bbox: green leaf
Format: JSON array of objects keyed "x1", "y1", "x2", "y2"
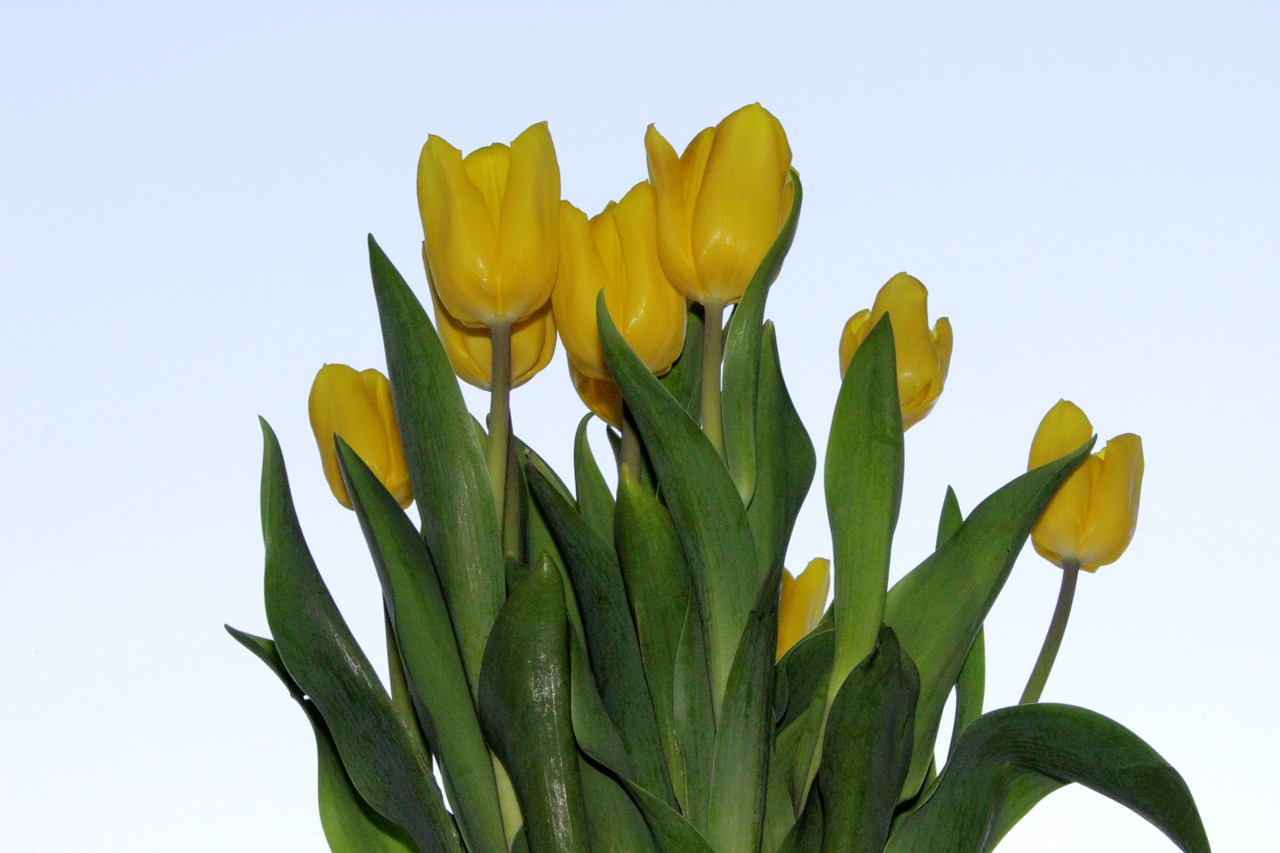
[
  {"x1": 574, "y1": 415, "x2": 616, "y2": 544},
  {"x1": 335, "y1": 439, "x2": 506, "y2": 853},
  {"x1": 478, "y1": 554, "x2": 590, "y2": 853},
  {"x1": 614, "y1": 471, "x2": 693, "y2": 810},
  {"x1": 659, "y1": 302, "x2": 705, "y2": 422},
  {"x1": 707, "y1": 562, "x2": 783, "y2": 853},
  {"x1": 227, "y1": 628, "x2": 416, "y2": 853},
  {"x1": 672, "y1": 595, "x2": 715, "y2": 834},
  {"x1": 825, "y1": 314, "x2": 904, "y2": 697},
  {"x1": 580, "y1": 756, "x2": 658, "y2": 853},
  {"x1": 367, "y1": 234, "x2": 503, "y2": 695},
  {"x1": 527, "y1": 460, "x2": 674, "y2": 804},
  {"x1": 935, "y1": 488, "x2": 986, "y2": 754},
  {"x1": 722, "y1": 168, "x2": 803, "y2": 504},
  {"x1": 746, "y1": 321, "x2": 816, "y2": 582},
  {"x1": 597, "y1": 295, "x2": 759, "y2": 715},
  {"x1": 618, "y1": 779, "x2": 717, "y2": 853},
  {"x1": 885, "y1": 704, "x2": 1211, "y2": 853},
  {"x1": 884, "y1": 440, "x2": 1093, "y2": 799},
  {"x1": 257, "y1": 420, "x2": 460, "y2": 853},
  {"x1": 814, "y1": 628, "x2": 918, "y2": 853}
]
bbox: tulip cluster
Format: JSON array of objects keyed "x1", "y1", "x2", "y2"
[{"x1": 237, "y1": 101, "x2": 1208, "y2": 853}]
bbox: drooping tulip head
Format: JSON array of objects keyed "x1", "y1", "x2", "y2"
[
  {"x1": 840, "y1": 273, "x2": 953, "y2": 430},
  {"x1": 308, "y1": 364, "x2": 413, "y2": 510},
  {"x1": 1029, "y1": 400, "x2": 1144, "y2": 572}
]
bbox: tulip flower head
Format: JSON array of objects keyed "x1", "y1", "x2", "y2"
[
  {"x1": 417, "y1": 122, "x2": 561, "y2": 329},
  {"x1": 553, "y1": 181, "x2": 688, "y2": 386},
  {"x1": 840, "y1": 273, "x2": 953, "y2": 430},
  {"x1": 1029, "y1": 400, "x2": 1143, "y2": 572},
  {"x1": 308, "y1": 364, "x2": 413, "y2": 510},
  {"x1": 645, "y1": 103, "x2": 793, "y2": 308},
  {"x1": 567, "y1": 360, "x2": 626, "y2": 430},
  {"x1": 776, "y1": 558, "x2": 831, "y2": 661}
]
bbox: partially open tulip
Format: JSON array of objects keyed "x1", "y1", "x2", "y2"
[
  {"x1": 1029, "y1": 400, "x2": 1143, "y2": 572},
  {"x1": 428, "y1": 271, "x2": 556, "y2": 391},
  {"x1": 840, "y1": 273, "x2": 953, "y2": 430},
  {"x1": 417, "y1": 122, "x2": 561, "y2": 328},
  {"x1": 777, "y1": 558, "x2": 830, "y2": 661},
  {"x1": 645, "y1": 103, "x2": 793, "y2": 307},
  {"x1": 308, "y1": 364, "x2": 413, "y2": 510},
  {"x1": 553, "y1": 182, "x2": 687, "y2": 382}
]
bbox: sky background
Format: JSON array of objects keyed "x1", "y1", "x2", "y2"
[{"x1": 3, "y1": 2, "x2": 1277, "y2": 850}]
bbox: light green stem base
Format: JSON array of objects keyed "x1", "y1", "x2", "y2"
[{"x1": 701, "y1": 301, "x2": 726, "y2": 457}]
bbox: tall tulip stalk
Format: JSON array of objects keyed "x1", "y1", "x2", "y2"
[{"x1": 229, "y1": 106, "x2": 1208, "y2": 853}]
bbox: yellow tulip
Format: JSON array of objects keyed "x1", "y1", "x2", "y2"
[
  {"x1": 428, "y1": 270, "x2": 556, "y2": 391},
  {"x1": 552, "y1": 182, "x2": 687, "y2": 382},
  {"x1": 308, "y1": 364, "x2": 413, "y2": 510},
  {"x1": 567, "y1": 360, "x2": 625, "y2": 430},
  {"x1": 417, "y1": 122, "x2": 561, "y2": 327},
  {"x1": 777, "y1": 558, "x2": 830, "y2": 661},
  {"x1": 839, "y1": 273, "x2": 953, "y2": 430},
  {"x1": 1029, "y1": 400, "x2": 1144, "y2": 572},
  {"x1": 645, "y1": 103, "x2": 793, "y2": 307}
]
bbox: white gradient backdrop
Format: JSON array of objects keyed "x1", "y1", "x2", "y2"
[{"x1": 2, "y1": 2, "x2": 1275, "y2": 851}]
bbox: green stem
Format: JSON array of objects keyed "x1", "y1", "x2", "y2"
[
  {"x1": 700, "y1": 301, "x2": 726, "y2": 457},
  {"x1": 1020, "y1": 559, "x2": 1081, "y2": 704},
  {"x1": 384, "y1": 605, "x2": 414, "y2": 729},
  {"x1": 619, "y1": 406, "x2": 641, "y2": 480},
  {"x1": 487, "y1": 321, "x2": 513, "y2": 531}
]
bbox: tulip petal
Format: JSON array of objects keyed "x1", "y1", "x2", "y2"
[
  {"x1": 645, "y1": 124, "x2": 701, "y2": 299},
  {"x1": 838, "y1": 309, "x2": 872, "y2": 377},
  {"x1": 1077, "y1": 433, "x2": 1143, "y2": 569},
  {"x1": 553, "y1": 200, "x2": 610, "y2": 378},
  {"x1": 493, "y1": 122, "x2": 560, "y2": 322}
]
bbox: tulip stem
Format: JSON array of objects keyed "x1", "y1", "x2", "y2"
[
  {"x1": 701, "y1": 301, "x2": 726, "y2": 457},
  {"x1": 384, "y1": 605, "x2": 414, "y2": 730},
  {"x1": 1020, "y1": 559, "x2": 1081, "y2": 704},
  {"x1": 620, "y1": 407, "x2": 642, "y2": 479},
  {"x1": 488, "y1": 321, "x2": 514, "y2": 534}
]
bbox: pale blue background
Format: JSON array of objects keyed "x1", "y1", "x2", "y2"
[{"x1": 2, "y1": 2, "x2": 1276, "y2": 850}]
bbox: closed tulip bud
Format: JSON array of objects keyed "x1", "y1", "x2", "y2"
[
  {"x1": 645, "y1": 103, "x2": 793, "y2": 307},
  {"x1": 777, "y1": 558, "x2": 830, "y2": 661},
  {"x1": 308, "y1": 364, "x2": 413, "y2": 510},
  {"x1": 567, "y1": 360, "x2": 625, "y2": 430},
  {"x1": 417, "y1": 122, "x2": 561, "y2": 328},
  {"x1": 428, "y1": 268, "x2": 556, "y2": 391},
  {"x1": 552, "y1": 182, "x2": 687, "y2": 382},
  {"x1": 1029, "y1": 400, "x2": 1143, "y2": 572},
  {"x1": 840, "y1": 273, "x2": 953, "y2": 430}
]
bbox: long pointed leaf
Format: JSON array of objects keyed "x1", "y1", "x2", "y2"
[
  {"x1": 368, "y1": 234, "x2": 503, "y2": 695},
  {"x1": 885, "y1": 704, "x2": 1210, "y2": 853},
  {"x1": 574, "y1": 415, "x2": 616, "y2": 543},
  {"x1": 258, "y1": 420, "x2": 460, "y2": 853}
]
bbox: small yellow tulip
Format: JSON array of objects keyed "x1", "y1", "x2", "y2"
[
  {"x1": 428, "y1": 272, "x2": 556, "y2": 391},
  {"x1": 839, "y1": 273, "x2": 953, "y2": 430},
  {"x1": 645, "y1": 103, "x2": 793, "y2": 307},
  {"x1": 308, "y1": 364, "x2": 413, "y2": 510},
  {"x1": 567, "y1": 360, "x2": 625, "y2": 430},
  {"x1": 417, "y1": 122, "x2": 561, "y2": 328},
  {"x1": 552, "y1": 182, "x2": 688, "y2": 382},
  {"x1": 777, "y1": 558, "x2": 830, "y2": 661},
  {"x1": 1029, "y1": 400, "x2": 1143, "y2": 572}
]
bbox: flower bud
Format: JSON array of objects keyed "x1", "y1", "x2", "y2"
[
  {"x1": 417, "y1": 122, "x2": 561, "y2": 327},
  {"x1": 552, "y1": 182, "x2": 687, "y2": 382},
  {"x1": 1029, "y1": 400, "x2": 1144, "y2": 572},
  {"x1": 308, "y1": 364, "x2": 413, "y2": 510},
  {"x1": 645, "y1": 103, "x2": 793, "y2": 307},
  {"x1": 776, "y1": 558, "x2": 830, "y2": 661},
  {"x1": 840, "y1": 273, "x2": 953, "y2": 430},
  {"x1": 428, "y1": 269, "x2": 556, "y2": 391}
]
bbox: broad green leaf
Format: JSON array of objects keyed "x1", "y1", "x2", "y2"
[
  {"x1": 336, "y1": 439, "x2": 506, "y2": 853},
  {"x1": 746, "y1": 321, "x2": 816, "y2": 582},
  {"x1": 257, "y1": 420, "x2": 460, "y2": 853},
  {"x1": 723, "y1": 167, "x2": 803, "y2": 504},
  {"x1": 708, "y1": 562, "x2": 783, "y2": 853},
  {"x1": 672, "y1": 595, "x2": 715, "y2": 834},
  {"x1": 935, "y1": 488, "x2": 986, "y2": 754},
  {"x1": 527, "y1": 461, "x2": 674, "y2": 804},
  {"x1": 617, "y1": 779, "x2": 717, "y2": 853},
  {"x1": 367, "y1": 235, "x2": 503, "y2": 695},
  {"x1": 884, "y1": 441, "x2": 1093, "y2": 799},
  {"x1": 659, "y1": 301, "x2": 705, "y2": 422},
  {"x1": 227, "y1": 628, "x2": 415, "y2": 853},
  {"x1": 615, "y1": 471, "x2": 693, "y2": 810},
  {"x1": 825, "y1": 314, "x2": 903, "y2": 697},
  {"x1": 885, "y1": 704, "x2": 1210, "y2": 853},
  {"x1": 814, "y1": 628, "x2": 918, "y2": 853},
  {"x1": 597, "y1": 295, "x2": 759, "y2": 714},
  {"x1": 478, "y1": 555, "x2": 590, "y2": 853},
  {"x1": 775, "y1": 626, "x2": 834, "y2": 732},
  {"x1": 581, "y1": 756, "x2": 658, "y2": 853},
  {"x1": 574, "y1": 415, "x2": 615, "y2": 543}
]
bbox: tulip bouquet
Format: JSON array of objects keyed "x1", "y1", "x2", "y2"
[{"x1": 228, "y1": 105, "x2": 1208, "y2": 852}]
